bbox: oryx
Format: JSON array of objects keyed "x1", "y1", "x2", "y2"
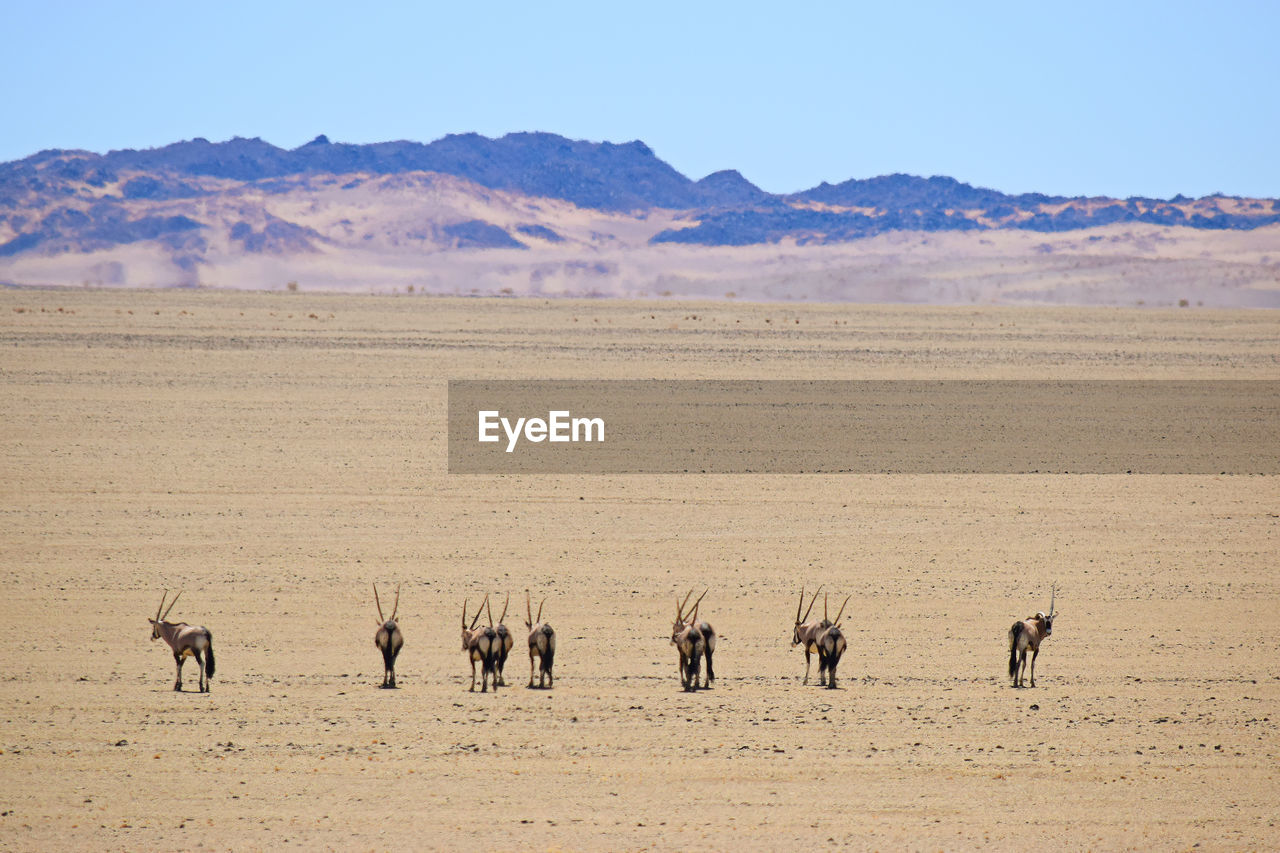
[
  {"x1": 1008, "y1": 584, "x2": 1057, "y2": 688},
  {"x1": 792, "y1": 586, "x2": 850, "y2": 687},
  {"x1": 671, "y1": 602, "x2": 705, "y2": 691},
  {"x1": 488, "y1": 594, "x2": 514, "y2": 687},
  {"x1": 373, "y1": 583, "x2": 404, "y2": 689},
  {"x1": 148, "y1": 590, "x2": 215, "y2": 693},
  {"x1": 791, "y1": 585, "x2": 825, "y2": 684},
  {"x1": 814, "y1": 592, "x2": 850, "y2": 689},
  {"x1": 671, "y1": 588, "x2": 717, "y2": 691},
  {"x1": 461, "y1": 596, "x2": 498, "y2": 693},
  {"x1": 524, "y1": 591, "x2": 556, "y2": 689}
]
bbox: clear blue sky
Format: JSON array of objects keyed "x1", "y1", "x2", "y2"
[{"x1": 5, "y1": 1, "x2": 1278, "y2": 198}]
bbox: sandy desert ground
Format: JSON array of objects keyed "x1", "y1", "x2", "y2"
[{"x1": 0, "y1": 288, "x2": 1277, "y2": 851}]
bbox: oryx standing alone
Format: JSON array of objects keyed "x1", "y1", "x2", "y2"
[
  {"x1": 461, "y1": 596, "x2": 499, "y2": 693},
  {"x1": 524, "y1": 591, "x2": 556, "y2": 689},
  {"x1": 1008, "y1": 585, "x2": 1057, "y2": 688},
  {"x1": 671, "y1": 588, "x2": 717, "y2": 691},
  {"x1": 373, "y1": 583, "x2": 404, "y2": 689},
  {"x1": 148, "y1": 591, "x2": 215, "y2": 693},
  {"x1": 488, "y1": 594, "x2": 514, "y2": 687}
]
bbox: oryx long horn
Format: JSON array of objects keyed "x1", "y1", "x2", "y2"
[
  {"x1": 469, "y1": 595, "x2": 488, "y2": 629},
  {"x1": 161, "y1": 590, "x2": 182, "y2": 621},
  {"x1": 795, "y1": 586, "x2": 805, "y2": 623},
  {"x1": 802, "y1": 584, "x2": 823, "y2": 623},
  {"x1": 526, "y1": 590, "x2": 533, "y2": 626},
  {"x1": 536, "y1": 599, "x2": 544, "y2": 623},
  {"x1": 1048, "y1": 583, "x2": 1056, "y2": 618},
  {"x1": 498, "y1": 592, "x2": 509, "y2": 624},
  {"x1": 677, "y1": 588, "x2": 694, "y2": 621},
  {"x1": 374, "y1": 583, "x2": 385, "y2": 622},
  {"x1": 462, "y1": 598, "x2": 467, "y2": 627},
  {"x1": 391, "y1": 584, "x2": 400, "y2": 620},
  {"x1": 486, "y1": 596, "x2": 494, "y2": 627},
  {"x1": 689, "y1": 588, "x2": 708, "y2": 618},
  {"x1": 833, "y1": 594, "x2": 851, "y2": 626},
  {"x1": 824, "y1": 592, "x2": 828, "y2": 621},
  {"x1": 156, "y1": 590, "x2": 167, "y2": 622}
]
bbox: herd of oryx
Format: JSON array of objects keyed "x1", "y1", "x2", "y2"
[{"x1": 147, "y1": 583, "x2": 1058, "y2": 694}]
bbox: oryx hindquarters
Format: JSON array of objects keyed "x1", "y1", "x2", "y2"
[
  {"x1": 816, "y1": 624, "x2": 847, "y2": 689},
  {"x1": 529, "y1": 625, "x2": 555, "y2": 688},
  {"x1": 473, "y1": 627, "x2": 498, "y2": 692},
  {"x1": 673, "y1": 624, "x2": 705, "y2": 691},
  {"x1": 149, "y1": 591, "x2": 216, "y2": 693},
  {"x1": 525, "y1": 592, "x2": 555, "y2": 689},
  {"x1": 373, "y1": 583, "x2": 404, "y2": 689}
]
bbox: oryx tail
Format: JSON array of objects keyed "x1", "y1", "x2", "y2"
[
  {"x1": 1007, "y1": 621, "x2": 1024, "y2": 679},
  {"x1": 202, "y1": 629, "x2": 216, "y2": 679}
]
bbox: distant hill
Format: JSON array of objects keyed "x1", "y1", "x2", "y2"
[
  {"x1": 1, "y1": 132, "x2": 1278, "y2": 306},
  {"x1": 0, "y1": 133, "x2": 729, "y2": 213}
]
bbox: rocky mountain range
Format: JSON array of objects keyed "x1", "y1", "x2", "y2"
[{"x1": 1, "y1": 133, "x2": 1277, "y2": 304}]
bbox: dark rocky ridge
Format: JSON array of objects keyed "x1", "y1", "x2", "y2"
[{"x1": 2, "y1": 132, "x2": 1278, "y2": 257}]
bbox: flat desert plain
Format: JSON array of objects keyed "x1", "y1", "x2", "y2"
[{"x1": 1, "y1": 288, "x2": 1277, "y2": 852}]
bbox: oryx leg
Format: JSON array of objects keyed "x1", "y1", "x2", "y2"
[
  {"x1": 827, "y1": 653, "x2": 839, "y2": 690},
  {"x1": 173, "y1": 651, "x2": 185, "y2": 691},
  {"x1": 679, "y1": 653, "x2": 692, "y2": 690},
  {"x1": 803, "y1": 649, "x2": 812, "y2": 685},
  {"x1": 529, "y1": 650, "x2": 537, "y2": 688},
  {"x1": 191, "y1": 649, "x2": 206, "y2": 693},
  {"x1": 469, "y1": 657, "x2": 477, "y2": 692},
  {"x1": 704, "y1": 645, "x2": 715, "y2": 685},
  {"x1": 1029, "y1": 647, "x2": 1039, "y2": 688}
]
